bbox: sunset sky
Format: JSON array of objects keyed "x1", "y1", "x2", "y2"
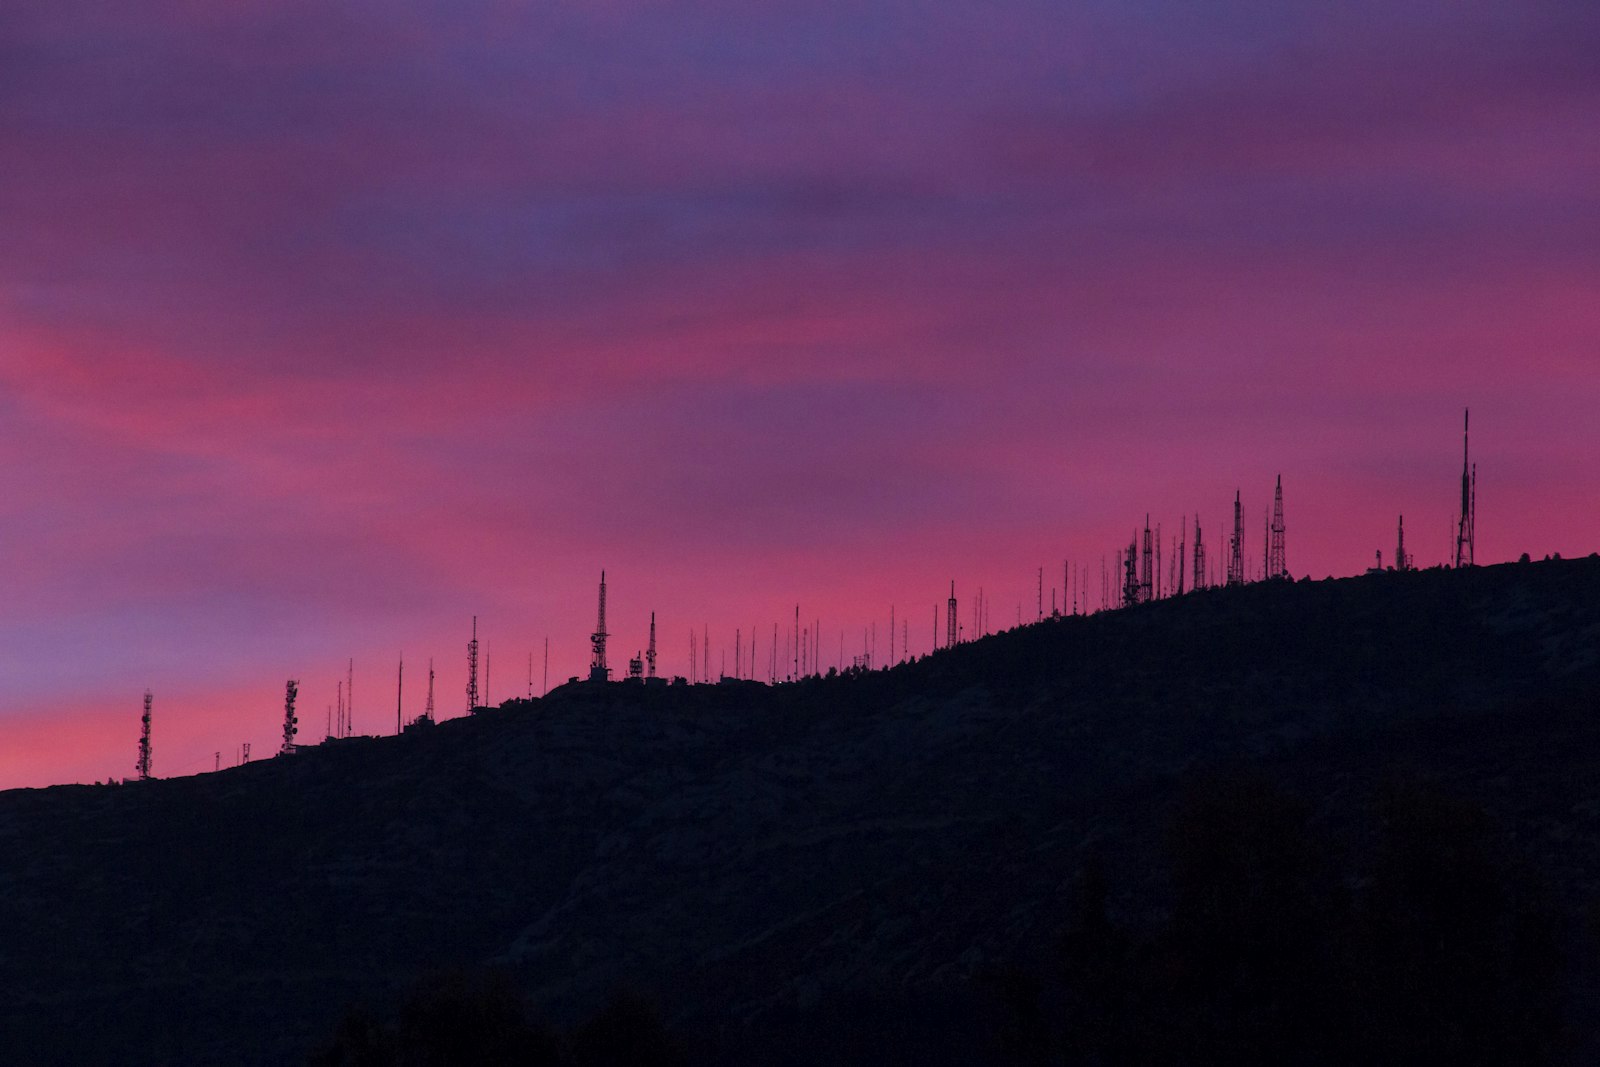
[{"x1": 2, "y1": 1, "x2": 1597, "y2": 787}]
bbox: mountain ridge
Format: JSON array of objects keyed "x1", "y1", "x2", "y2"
[{"x1": 5, "y1": 557, "x2": 1600, "y2": 1063}]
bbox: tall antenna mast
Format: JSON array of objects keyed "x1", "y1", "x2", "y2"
[
  {"x1": 1455, "y1": 409, "x2": 1475, "y2": 567},
  {"x1": 136, "y1": 690, "x2": 153, "y2": 781},
  {"x1": 281, "y1": 679, "x2": 299, "y2": 755},
  {"x1": 1192, "y1": 515, "x2": 1205, "y2": 591},
  {"x1": 1228, "y1": 491, "x2": 1244, "y2": 586},
  {"x1": 589, "y1": 571, "x2": 610, "y2": 682},
  {"x1": 1140, "y1": 516, "x2": 1153, "y2": 603},
  {"x1": 347, "y1": 659, "x2": 354, "y2": 736},
  {"x1": 1269, "y1": 475, "x2": 1287, "y2": 579},
  {"x1": 1177, "y1": 516, "x2": 1187, "y2": 594},
  {"x1": 466, "y1": 616, "x2": 480, "y2": 709},
  {"x1": 396, "y1": 656, "x2": 403, "y2": 734},
  {"x1": 425, "y1": 658, "x2": 435, "y2": 723},
  {"x1": 1396, "y1": 515, "x2": 1410, "y2": 572},
  {"x1": 1122, "y1": 533, "x2": 1140, "y2": 607},
  {"x1": 946, "y1": 582, "x2": 958, "y2": 648},
  {"x1": 647, "y1": 611, "x2": 658, "y2": 679}
]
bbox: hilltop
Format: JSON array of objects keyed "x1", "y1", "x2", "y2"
[{"x1": 4, "y1": 558, "x2": 1600, "y2": 1063}]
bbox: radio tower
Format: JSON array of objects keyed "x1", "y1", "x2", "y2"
[
  {"x1": 1396, "y1": 515, "x2": 1411, "y2": 572},
  {"x1": 280, "y1": 679, "x2": 299, "y2": 755},
  {"x1": 466, "y1": 616, "x2": 480, "y2": 709},
  {"x1": 1227, "y1": 491, "x2": 1245, "y2": 586},
  {"x1": 646, "y1": 611, "x2": 658, "y2": 679},
  {"x1": 589, "y1": 571, "x2": 610, "y2": 682},
  {"x1": 1454, "y1": 409, "x2": 1476, "y2": 567},
  {"x1": 946, "y1": 582, "x2": 958, "y2": 648},
  {"x1": 1122, "y1": 535, "x2": 1140, "y2": 607},
  {"x1": 1176, "y1": 517, "x2": 1187, "y2": 595},
  {"x1": 1269, "y1": 475, "x2": 1287, "y2": 580},
  {"x1": 425, "y1": 658, "x2": 436, "y2": 723},
  {"x1": 1140, "y1": 517, "x2": 1154, "y2": 603},
  {"x1": 136, "y1": 690, "x2": 153, "y2": 781},
  {"x1": 1192, "y1": 516, "x2": 1206, "y2": 591}
]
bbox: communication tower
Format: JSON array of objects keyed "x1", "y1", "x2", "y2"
[
  {"x1": 647, "y1": 612, "x2": 658, "y2": 678},
  {"x1": 1121, "y1": 536, "x2": 1140, "y2": 607},
  {"x1": 1269, "y1": 475, "x2": 1287, "y2": 579},
  {"x1": 1140, "y1": 517, "x2": 1154, "y2": 603},
  {"x1": 424, "y1": 658, "x2": 436, "y2": 723},
  {"x1": 946, "y1": 582, "x2": 958, "y2": 648},
  {"x1": 281, "y1": 679, "x2": 299, "y2": 755},
  {"x1": 1192, "y1": 516, "x2": 1206, "y2": 591},
  {"x1": 1396, "y1": 515, "x2": 1412, "y2": 572},
  {"x1": 136, "y1": 690, "x2": 153, "y2": 781},
  {"x1": 589, "y1": 571, "x2": 610, "y2": 682},
  {"x1": 466, "y1": 616, "x2": 480, "y2": 709},
  {"x1": 1227, "y1": 491, "x2": 1245, "y2": 586},
  {"x1": 1454, "y1": 409, "x2": 1476, "y2": 567}
]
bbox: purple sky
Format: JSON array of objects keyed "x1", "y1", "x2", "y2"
[{"x1": 2, "y1": 1, "x2": 1597, "y2": 787}]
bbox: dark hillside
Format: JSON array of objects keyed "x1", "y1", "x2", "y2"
[{"x1": 4, "y1": 558, "x2": 1600, "y2": 1063}]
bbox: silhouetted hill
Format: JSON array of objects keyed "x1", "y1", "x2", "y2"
[{"x1": 5, "y1": 558, "x2": 1600, "y2": 1063}]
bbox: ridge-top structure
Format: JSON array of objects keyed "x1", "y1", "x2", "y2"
[
  {"x1": 280, "y1": 679, "x2": 299, "y2": 755},
  {"x1": 136, "y1": 690, "x2": 152, "y2": 781},
  {"x1": 946, "y1": 582, "x2": 958, "y2": 648},
  {"x1": 1227, "y1": 490, "x2": 1245, "y2": 586},
  {"x1": 466, "y1": 616, "x2": 480, "y2": 710},
  {"x1": 1455, "y1": 408, "x2": 1476, "y2": 568},
  {"x1": 589, "y1": 571, "x2": 610, "y2": 682},
  {"x1": 1269, "y1": 475, "x2": 1287, "y2": 580}
]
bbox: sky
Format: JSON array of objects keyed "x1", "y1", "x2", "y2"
[{"x1": 2, "y1": 0, "x2": 1597, "y2": 787}]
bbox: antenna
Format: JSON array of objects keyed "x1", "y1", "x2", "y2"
[
  {"x1": 543, "y1": 637, "x2": 549, "y2": 695},
  {"x1": 396, "y1": 655, "x2": 403, "y2": 734},
  {"x1": 136, "y1": 690, "x2": 153, "y2": 781},
  {"x1": 1193, "y1": 515, "x2": 1205, "y2": 592},
  {"x1": 647, "y1": 612, "x2": 658, "y2": 678},
  {"x1": 1228, "y1": 491, "x2": 1244, "y2": 586},
  {"x1": 425, "y1": 658, "x2": 435, "y2": 723},
  {"x1": 1141, "y1": 516, "x2": 1153, "y2": 603},
  {"x1": 946, "y1": 582, "x2": 958, "y2": 648},
  {"x1": 588, "y1": 571, "x2": 610, "y2": 682},
  {"x1": 347, "y1": 659, "x2": 354, "y2": 736},
  {"x1": 1455, "y1": 409, "x2": 1476, "y2": 567},
  {"x1": 1122, "y1": 533, "x2": 1140, "y2": 607},
  {"x1": 1177, "y1": 516, "x2": 1187, "y2": 594},
  {"x1": 466, "y1": 617, "x2": 480, "y2": 710},
  {"x1": 1396, "y1": 515, "x2": 1410, "y2": 572},
  {"x1": 1269, "y1": 475, "x2": 1287, "y2": 579},
  {"x1": 281, "y1": 679, "x2": 299, "y2": 755}
]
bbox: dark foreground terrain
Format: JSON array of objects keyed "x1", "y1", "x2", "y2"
[{"x1": 5, "y1": 558, "x2": 1600, "y2": 1063}]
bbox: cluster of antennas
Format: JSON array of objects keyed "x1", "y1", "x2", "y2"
[{"x1": 586, "y1": 572, "x2": 664, "y2": 687}]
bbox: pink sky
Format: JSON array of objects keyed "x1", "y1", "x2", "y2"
[{"x1": 2, "y1": 1, "x2": 1597, "y2": 787}]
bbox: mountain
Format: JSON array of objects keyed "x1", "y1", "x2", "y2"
[{"x1": 4, "y1": 557, "x2": 1600, "y2": 1064}]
